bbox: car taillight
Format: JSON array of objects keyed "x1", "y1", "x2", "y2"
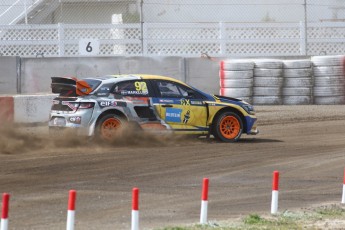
[{"x1": 78, "y1": 102, "x2": 95, "y2": 109}]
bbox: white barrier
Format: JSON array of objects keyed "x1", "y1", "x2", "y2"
[{"x1": 0, "y1": 94, "x2": 57, "y2": 124}]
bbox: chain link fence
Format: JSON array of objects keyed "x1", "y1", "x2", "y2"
[{"x1": 0, "y1": 0, "x2": 344, "y2": 57}]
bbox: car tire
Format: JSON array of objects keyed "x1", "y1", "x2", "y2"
[
  {"x1": 220, "y1": 78, "x2": 253, "y2": 88},
  {"x1": 283, "y1": 68, "x2": 312, "y2": 77},
  {"x1": 220, "y1": 60, "x2": 254, "y2": 71},
  {"x1": 284, "y1": 77, "x2": 312, "y2": 87},
  {"x1": 311, "y1": 55, "x2": 345, "y2": 66},
  {"x1": 253, "y1": 96, "x2": 283, "y2": 105},
  {"x1": 283, "y1": 59, "x2": 311, "y2": 69},
  {"x1": 283, "y1": 96, "x2": 312, "y2": 105},
  {"x1": 254, "y1": 68, "x2": 283, "y2": 77},
  {"x1": 212, "y1": 111, "x2": 243, "y2": 142},
  {"x1": 313, "y1": 66, "x2": 344, "y2": 77},
  {"x1": 96, "y1": 114, "x2": 124, "y2": 141},
  {"x1": 254, "y1": 59, "x2": 283, "y2": 69},
  {"x1": 219, "y1": 70, "x2": 254, "y2": 79},
  {"x1": 254, "y1": 77, "x2": 283, "y2": 87}
]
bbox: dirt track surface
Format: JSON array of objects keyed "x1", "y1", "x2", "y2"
[{"x1": 1, "y1": 105, "x2": 345, "y2": 229}]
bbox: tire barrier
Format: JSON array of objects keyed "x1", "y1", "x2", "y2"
[
  {"x1": 219, "y1": 60, "x2": 254, "y2": 104},
  {"x1": 282, "y1": 59, "x2": 312, "y2": 105},
  {"x1": 253, "y1": 59, "x2": 283, "y2": 105},
  {"x1": 219, "y1": 56, "x2": 345, "y2": 105},
  {"x1": 311, "y1": 55, "x2": 345, "y2": 105}
]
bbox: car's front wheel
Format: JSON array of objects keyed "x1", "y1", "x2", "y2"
[
  {"x1": 212, "y1": 111, "x2": 243, "y2": 142},
  {"x1": 96, "y1": 114, "x2": 124, "y2": 141}
]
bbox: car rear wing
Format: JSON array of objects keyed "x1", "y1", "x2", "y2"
[{"x1": 51, "y1": 77, "x2": 93, "y2": 96}]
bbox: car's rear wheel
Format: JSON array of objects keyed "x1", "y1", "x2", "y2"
[
  {"x1": 96, "y1": 114, "x2": 124, "y2": 141},
  {"x1": 213, "y1": 111, "x2": 243, "y2": 142}
]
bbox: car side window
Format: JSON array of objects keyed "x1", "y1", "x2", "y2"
[
  {"x1": 112, "y1": 80, "x2": 150, "y2": 97},
  {"x1": 157, "y1": 81, "x2": 182, "y2": 98},
  {"x1": 156, "y1": 80, "x2": 204, "y2": 99}
]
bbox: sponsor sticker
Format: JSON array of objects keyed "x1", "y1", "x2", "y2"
[
  {"x1": 159, "y1": 99, "x2": 174, "y2": 103},
  {"x1": 165, "y1": 108, "x2": 182, "y2": 123},
  {"x1": 99, "y1": 101, "x2": 117, "y2": 107},
  {"x1": 191, "y1": 101, "x2": 203, "y2": 105},
  {"x1": 69, "y1": 116, "x2": 81, "y2": 124},
  {"x1": 98, "y1": 100, "x2": 127, "y2": 108},
  {"x1": 180, "y1": 99, "x2": 191, "y2": 105}
]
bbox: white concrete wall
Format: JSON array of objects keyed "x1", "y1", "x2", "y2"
[
  {"x1": 0, "y1": 57, "x2": 19, "y2": 94},
  {"x1": 20, "y1": 56, "x2": 186, "y2": 93},
  {"x1": 13, "y1": 94, "x2": 56, "y2": 123}
]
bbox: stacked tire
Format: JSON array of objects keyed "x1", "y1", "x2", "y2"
[
  {"x1": 282, "y1": 59, "x2": 313, "y2": 105},
  {"x1": 312, "y1": 55, "x2": 345, "y2": 105},
  {"x1": 253, "y1": 59, "x2": 283, "y2": 105},
  {"x1": 219, "y1": 59, "x2": 254, "y2": 103}
]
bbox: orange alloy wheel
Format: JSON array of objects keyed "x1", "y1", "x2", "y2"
[
  {"x1": 219, "y1": 115, "x2": 240, "y2": 140},
  {"x1": 101, "y1": 117, "x2": 121, "y2": 140}
]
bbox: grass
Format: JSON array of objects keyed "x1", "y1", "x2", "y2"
[{"x1": 154, "y1": 204, "x2": 345, "y2": 230}]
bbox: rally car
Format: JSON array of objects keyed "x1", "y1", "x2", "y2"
[{"x1": 49, "y1": 74, "x2": 258, "y2": 142}]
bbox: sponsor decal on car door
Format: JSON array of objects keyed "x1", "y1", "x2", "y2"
[{"x1": 153, "y1": 80, "x2": 208, "y2": 133}]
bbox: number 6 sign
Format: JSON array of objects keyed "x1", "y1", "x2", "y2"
[{"x1": 79, "y1": 39, "x2": 100, "y2": 55}]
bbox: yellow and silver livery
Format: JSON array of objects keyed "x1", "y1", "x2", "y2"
[{"x1": 49, "y1": 74, "x2": 258, "y2": 142}]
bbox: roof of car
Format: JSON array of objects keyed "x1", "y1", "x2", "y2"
[{"x1": 102, "y1": 74, "x2": 189, "y2": 86}]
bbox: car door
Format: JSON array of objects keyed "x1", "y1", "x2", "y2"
[{"x1": 151, "y1": 79, "x2": 208, "y2": 133}]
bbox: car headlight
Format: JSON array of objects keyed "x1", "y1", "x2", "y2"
[{"x1": 241, "y1": 104, "x2": 255, "y2": 115}]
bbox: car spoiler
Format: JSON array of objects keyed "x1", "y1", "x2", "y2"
[{"x1": 51, "y1": 77, "x2": 92, "y2": 96}]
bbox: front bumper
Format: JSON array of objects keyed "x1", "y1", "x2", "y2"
[
  {"x1": 48, "y1": 109, "x2": 94, "y2": 136},
  {"x1": 248, "y1": 127, "x2": 259, "y2": 135}
]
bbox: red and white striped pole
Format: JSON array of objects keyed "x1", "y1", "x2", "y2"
[
  {"x1": 1, "y1": 193, "x2": 10, "y2": 230},
  {"x1": 271, "y1": 171, "x2": 279, "y2": 215},
  {"x1": 200, "y1": 178, "x2": 209, "y2": 224},
  {"x1": 131, "y1": 188, "x2": 139, "y2": 230},
  {"x1": 341, "y1": 168, "x2": 345, "y2": 204},
  {"x1": 66, "y1": 190, "x2": 77, "y2": 230}
]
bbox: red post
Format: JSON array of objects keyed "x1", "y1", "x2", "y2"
[
  {"x1": 68, "y1": 190, "x2": 77, "y2": 211},
  {"x1": 201, "y1": 178, "x2": 209, "y2": 201},
  {"x1": 66, "y1": 190, "x2": 77, "y2": 230},
  {"x1": 1, "y1": 193, "x2": 10, "y2": 219},
  {"x1": 272, "y1": 171, "x2": 279, "y2": 191},
  {"x1": 271, "y1": 171, "x2": 279, "y2": 214},
  {"x1": 131, "y1": 188, "x2": 139, "y2": 230},
  {"x1": 132, "y1": 188, "x2": 139, "y2": 211}
]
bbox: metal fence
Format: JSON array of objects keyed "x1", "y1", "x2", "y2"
[{"x1": 0, "y1": 0, "x2": 345, "y2": 57}]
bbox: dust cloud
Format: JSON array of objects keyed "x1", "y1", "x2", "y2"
[{"x1": 0, "y1": 124, "x2": 201, "y2": 155}]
